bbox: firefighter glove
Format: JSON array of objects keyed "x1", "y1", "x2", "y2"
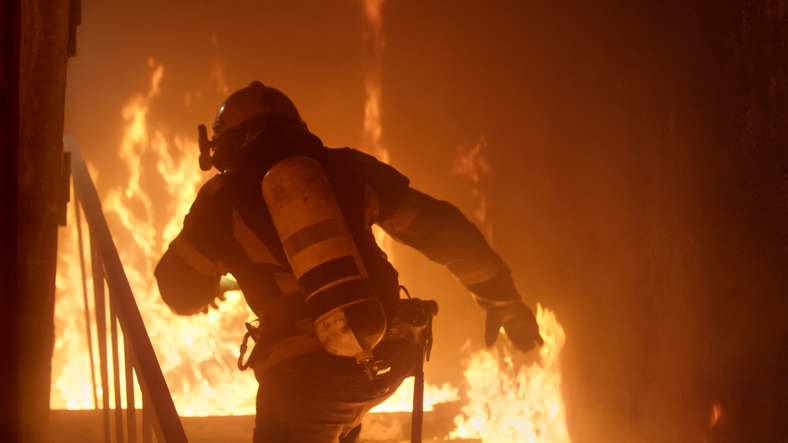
[
  {"x1": 202, "y1": 277, "x2": 239, "y2": 313},
  {"x1": 484, "y1": 301, "x2": 544, "y2": 352}
]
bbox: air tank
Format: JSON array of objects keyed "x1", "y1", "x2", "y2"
[{"x1": 262, "y1": 156, "x2": 386, "y2": 378}]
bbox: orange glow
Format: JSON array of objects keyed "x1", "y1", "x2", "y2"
[
  {"x1": 210, "y1": 35, "x2": 229, "y2": 97},
  {"x1": 53, "y1": 198, "x2": 101, "y2": 409},
  {"x1": 360, "y1": 0, "x2": 387, "y2": 164},
  {"x1": 449, "y1": 132, "x2": 571, "y2": 441},
  {"x1": 54, "y1": 19, "x2": 572, "y2": 435},
  {"x1": 53, "y1": 61, "x2": 258, "y2": 415},
  {"x1": 360, "y1": 0, "x2": 394, "y2": 258},
  {"x1": 358, "y1": 1, "x2": 461, "y2": 414},
  {"x1": 371, "y1": 377, "x2": 459, "y2": 413},
  {"x1": 710, "y1": 403, "x2": 722, "y2": 428},
  {"x1": 452, "y1": 136, "x2": 493, "y2": 243},
  {"x1": 451, "y1": 305, "x2": 571, "y2": 442}
]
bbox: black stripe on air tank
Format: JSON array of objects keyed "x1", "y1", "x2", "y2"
[
  {"x1": 282, "y1": 219, "x2": 345, "y2": 259},
  {"x1": 305, "y1": 278, "x2": 377, "y2": 320},
  {"x1": 297, "y1": 256, "x2": 361, "y2": 297}
]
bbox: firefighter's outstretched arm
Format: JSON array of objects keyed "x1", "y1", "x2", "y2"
[{"x1": 379, "y1": 187, "x2": 544, "y2": 352}]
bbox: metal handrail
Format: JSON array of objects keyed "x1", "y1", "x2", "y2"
[{"x1": 64, "y1": 135, "x2": 188, "y2": 443}]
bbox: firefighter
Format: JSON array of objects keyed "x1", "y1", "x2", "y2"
[{"x1": 155, "y1": 81, "x2": 543, "y2": 443}]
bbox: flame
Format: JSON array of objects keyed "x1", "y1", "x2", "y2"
[
  {"x1": 371, "y1": 378, "x2": 459, "y2": 413},
  {"x1": 54, "y1": 14, "x2": 573, "y2": 436},
  {"x1": 357, "y1": 1, "x2": 474, "y2": 417},
  {"x1": 452, "y1": 136, "x2": 492, "y2": 243},
  {"x1": 53, "y1": 60, "x2": 258, "y2": 415},
  {"x1": 451, "y1": 305, "x2": 571, "y2": 442},
  {"x1": 448, "y1": 139, "x2": 571, "y2": 440},
  {"x1": 53, "y1": 199, "x2": 99, "y2": 409},
  {"x1": 360, "y1": 0, "x2": 394, "y2": 257},
  {"x1": 360, "y1": 0, "x2": 388, "y2": 164},
  {"x1": 710, "y1": 403, "x2": 722, "y2": 428},
  {"x1": 210, "y1": 35, "x2": 229, "y2": 97}
]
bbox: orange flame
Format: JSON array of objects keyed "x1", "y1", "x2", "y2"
[
  {"x1": 53, "y1": 199, "x2": 100, "y2": 409},
  {"x1": 360, "y1": 0, "x2": 394, "y2": 260},
  {"x1": 449, "y1": 138, "x2": 571, "y2": 440},
  {"x1": 54, "y1": 19, "x2": 573, "y2": 439},
  {"x1": 452, "y1": 136, "x2": 492, "y2": 243},
  {"x1": 53, "y1": 60, "x2": 258, "y2": 415},
  {"x1": 710, "y1": 403, "x2": 722, "y2": 428},
  {"x1": 371, "y1": 378, "x2": 459, "y2": 413},
  {"x1": 360, "y1": 0, "x2": 388, "y2": 164},
  {"x1": 358, "y1": 1, "x2": 467, "y2": 415},
  {"x1": 451, "y1": 305, "x2": 572, "y2": 442},
  {"x1": 210, "y1": 35, "x2": 229, "y2": 97}
]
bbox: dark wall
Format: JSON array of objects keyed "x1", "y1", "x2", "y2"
[
  {"x1": 709, "y1": 3, "x2": 788, "y2": 441},
  {"x1": 0, "y1": 0, "x2": 21, "y2": 439},
  {"x1": 3, "y1": 0, "x2": 72, "y2": 441},
  {"x1": 505, "y1": 2, "x2": 788, "y2": 442},
  {"x1": 387, "y1": 1, "x2": 787, "y2": 441}
]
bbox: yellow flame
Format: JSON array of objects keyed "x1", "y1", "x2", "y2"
[
  {"x1": 371, "y1": 378, "x2": 459, "y2": 413},
  {"x1": 53, "y1": 199, "x2": 143, "y2": 410},
  {"x1": 53, "y1": 60, "x2": 258, "y2": 415},
  {"x1": 451, "y1": 305, "x2": 571, "y2": 442},
  {"x1": 449, "y1": 135, "x2": 572, "y2": 441},
  {"x1": 54, "y1": 26, "x2": 573, "y2": 439},
  {"x1": 357, "y1": 2, "x2": 471, "y2": 416},
  {"x1": 53, "y1": 201, "x2": 98, "y2": 409}
]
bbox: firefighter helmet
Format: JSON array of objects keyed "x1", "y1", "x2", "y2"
[
  {"x1": 199, "y1": 82, "x2": 305, "y2": 171},
  {"x1": 212, "y1": 81, "x2": 303, "y2": 137}
]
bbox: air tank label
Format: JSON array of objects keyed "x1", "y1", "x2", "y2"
[
  {"x1": 306, "y1": 279, "x2": 375, "y2": 318},
  {"x1": 297, "y1": 255, "x2": 361, "y2": 297},
  {"x1": 282, "y1": 218, "x2": 346, "y2": 259}
]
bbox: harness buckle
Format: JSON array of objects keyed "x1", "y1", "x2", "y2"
[{"x1": 237, "y1": 320, "x2": 261, "y2": 370}]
